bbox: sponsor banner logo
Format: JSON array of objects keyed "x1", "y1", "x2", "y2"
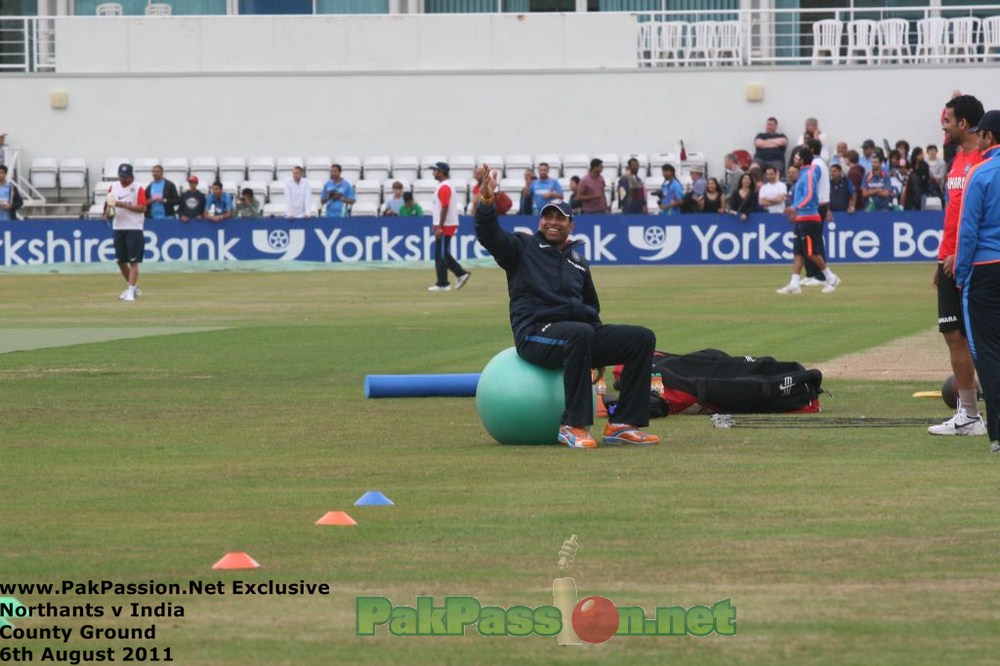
[{"x1": 0, "y1": 212, "x2": 944, "y2": 266}]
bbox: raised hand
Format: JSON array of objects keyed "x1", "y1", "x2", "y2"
[{"x1": 480, "y1": 164, "x2": 497, "y2": 199}]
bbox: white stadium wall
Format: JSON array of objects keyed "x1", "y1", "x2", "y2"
[{"x1": 1, "y1": 13, "x2": 996, "y2": 179}]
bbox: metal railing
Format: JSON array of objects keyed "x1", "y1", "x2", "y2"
[
  {"x1": 635, "y1": 5, "x2": 1000, "y2": 68},
  {"x1": 3, "y1": 8, "x2": 1000, "y2": 74},
  {"x1": 0, "y1": 18, "x2": 55, "y2": 72}
]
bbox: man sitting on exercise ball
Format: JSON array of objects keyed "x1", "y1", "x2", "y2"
[{"x1": 473, "y1": 164, "x2": 659, "y2": 449}]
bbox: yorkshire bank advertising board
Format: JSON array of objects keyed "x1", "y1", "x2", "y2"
[{"x1": 0, "y1": 212, "x2": 942, "y2": 267}]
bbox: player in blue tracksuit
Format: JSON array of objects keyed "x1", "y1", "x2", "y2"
[
  {"x1": 776, "y1": 147, "x2": 842, "y2": 294},
  {"x1": 954, "y1": 110, "x2": 1000, "y2": 452},
  {"x1": 474, "y1": 166, "x2": 658, "y2": 449}
]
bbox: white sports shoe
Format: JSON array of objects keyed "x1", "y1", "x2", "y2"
[
  {"x1": 427, "y1": 285, "x2": 451, "y2": 292},
  {"x1": 776, "y1": 283, "x2": 801, "y2": 295},
  {"x1": 801, "y1": 277, "x2": 824, "y2": 287},
  {"x1": 134, "y1": 287, "x2": 142, "y2": 298},
  {"x1": 118, "y1": 288, "x2": 129, "y2": 300},
  {"x1": 821, "y1": 276, "x2": 842, "y2": 293},
  {"x1": 989, "y1": 441, "x2": 1000, "y2": 454},
  {"x1": 122, "y1": 291, "x2": 136, "y2": 302},
  {"x1": 928, "y1": 409, "x2": 987, "y2": 436},
  {"x1": 455, "y1": 273, "x2": 471, "y2": 290}
]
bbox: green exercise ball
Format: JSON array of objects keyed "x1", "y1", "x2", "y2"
[{"x1": 476, "y1": 347, "x2": 565, "y2": 445}]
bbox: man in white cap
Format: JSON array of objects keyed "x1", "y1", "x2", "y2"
[{"x1": 105, "y1": 163, "x2": 148, "y2": 302}]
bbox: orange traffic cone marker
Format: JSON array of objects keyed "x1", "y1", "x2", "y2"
[
  {"x1": 212, "y1": 552, "x2": 260, "y2": 570},
  {"x1": 315, "y1": 511, "x2": 357, "y2": 526}
]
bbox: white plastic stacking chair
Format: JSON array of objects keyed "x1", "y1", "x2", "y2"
[
  {"x1": 981, "y1": 16, "x2": 1000, "y2": 61},
  {"x1": 812, "y1": 19, "x2": 843, "y2": 65},
  {"x1": 715, "y1": 21, "x2": 745, "y2": 66},
  {"x1": 914, "y1": 17, "x2": 948, "y2": 63},
  {"x1": 686, "y1": 21, "x2": 718, "y2": 65},
  {"x1": 878, "y1": 18, "x2": 911, "y2": 64},
  {"x1": 655, "y1": 21, "x2": 686, "y2": 66},
  {"x1": 846, "y1": 19, "x2": 878, "y2": 64},
  {"x1": 96, "y1": 3, "x2": 123, "y2": 16},
  {"x1": 947, "y1": 17, "x2": 980, "y2": 62},
  {"x1": 145, "y1": 3, "x2": 171, "y2": 16}
]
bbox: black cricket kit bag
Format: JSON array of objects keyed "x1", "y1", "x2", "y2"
[{"x1": 611, "y1": 349, "x2": 823, "y2": 417}]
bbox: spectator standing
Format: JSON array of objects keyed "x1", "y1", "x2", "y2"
[
  {"x1": 105, "y1": 164, "x2": 148, "y2": 302},
  {"x1": 727, "y1": 172, "x2": 757, "y2": 221},
  {"x1": 757, "y1": 166, "x2": 788, "y2": 213},
  {"x1": 427, "y1": 161, "x2": 470, "y2": 292},
  {"x1": 568, "y1": 176, "x2": 582, "y2": 214},
  {"x1": 474, "y1": 167, "x2": 659, "y2": 449},
  {"x1": 617, "y1": 158, "x2": 647, "y2": 214},
  {"x1": 828, "y1": 164, "x2": 857, "y2": 214},
  {"x1": 954, "y1": 109, "x2": 1000, "y2": 453},
  {"x1": 399, "y1": 191, "x2": 423, "y2": 216},
  {"x1": 204, "y1": 181, "x2": 234, "y2": 222},
  {"x1": 235, "y1": 187, "x2": 261, "y2": 218},
  {"x1": 776, "y1": 147, "x2": 842, "y2": 295},
  {"x1": 898, "y1": 159, "x2": 922, "y2": 211},
  {"x1": 284, "y1": 165, "x2": 313, "y2": 219},
  {"x1": 518, "y1": 169, "x2": 535, "y2": 216},
  {"x1": 577, "y1": 158, "x2": 608, "y2": 214},
  {"x1": 682, "y1": 166, "x2": 707, "y2": 213},
  {"x1": 752, "y1": 117, "x2": 788, "y2": 176},
  {"x1": 722, "y1": 153, "x2": 744, "y2": 195},
  {"x1": 657, "y1": 164, "x2": 684, "y2": 215},
  {"x1": 910, "y1": 147, "x2": 933, "y2": 197},
  {"x1": 929, "y1": 93, "x2": 987, "y2": 437},
  {"x1": 830, "y1": 141, "x2": 849, "y2": 168},
  {"x1": 0, "y1": 164, "x2": 23, "y2": 221},
  {"x1": 178, "y1": 176, "x2": 206, "y2": 223},
  {"x1": 530, "y1": 162, "x2": 564, "y2": 214},
  {"x1": 701, "y1": 177, "x2": 726, "y2": 213},
  {"x1": 845, "y1": 150, "x2": 865, "y2": 206},
  {"x1": 144, "y1": 165, "x2": 179, "y2": 219},
  {"x1": 0, "y1": 132, "x2": 7, "y2": 166},
  {"x1": 795, "y1": 117, "x2": 830, "y2": 162},
  {"x1": 858, "y1": 139, "x2": 876, "y2": 174},
  {"x1": 862, "y1": 155, "x2": 893, "y2": 211},
  {"x1": 320, "y1": 164, "x2": 353, "y2": 218},
  {"x1": 927, "y1": 144, "x2": 947, "y2": 190}
]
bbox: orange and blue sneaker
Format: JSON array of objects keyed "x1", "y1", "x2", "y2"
[
  {"x1": 558, "y1": 425, "x2": 598, "y2": 449},
  {"x1": 603, "y1": 423, "x2": 659, "y2": 447}
]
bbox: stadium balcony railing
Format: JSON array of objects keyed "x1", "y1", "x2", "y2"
[
  {"x1": 635, "y1": 5, "x2": 1000, "y2": 67},
  {"x1": 3, "y1": 6, "x2": 1000, "y2": 74}
]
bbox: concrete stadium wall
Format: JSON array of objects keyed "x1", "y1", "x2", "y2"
[
  {"x1": 54, "y1": 14, "x2": 636, "y2": 73},
  {"x1": 1, "y1": 13, "x2": 997, "y2": 180}
]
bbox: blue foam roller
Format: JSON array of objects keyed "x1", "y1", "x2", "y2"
[{"x1": 364, "y1": 373, "x2": 481, "y2": 398}]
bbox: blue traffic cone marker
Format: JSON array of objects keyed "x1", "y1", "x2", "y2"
[
  {"x1": 0, "y1": 597, "x2": 25, "y2": 627},
  {"x1": 355, "y1": 490, "x2": 394, "y2": 506}
]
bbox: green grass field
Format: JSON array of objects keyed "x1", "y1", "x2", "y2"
[{"x1": 2, "y1": 262, "x2": 999, "y2": 665}]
